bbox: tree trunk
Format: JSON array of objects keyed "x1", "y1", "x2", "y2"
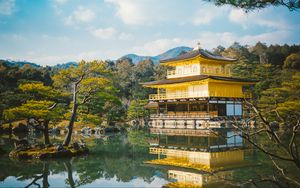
[
  {"x1": 64, "y1": 161, "x2": 76, "y2": 188},
  {"x1": 63, "y1": 83, "x2": 78, "y2": 146},
  {"x1": 42, "y1": 162, "x2": 49, "y2": 188},
  {"x1": 44, "y1": 120, "x2": 50, "y2": 145}
]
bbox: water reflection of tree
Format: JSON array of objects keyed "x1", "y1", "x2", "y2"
[
  {"x1": 72, "y1": 135, "x2": 158, "y2": 186},
  {"x1": 25, "y1": 162, "x2": 49, "y2": 188},
  {"x1": 64, "y1": 160, "x2": 76, "y2": 188},
  {"x1": 0, "y1": 133, "x2": 160, "y2": 187}
]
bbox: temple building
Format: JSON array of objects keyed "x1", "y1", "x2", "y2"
[{"x1": 143, "y1": 45, "x2": 256, "y2": 133}]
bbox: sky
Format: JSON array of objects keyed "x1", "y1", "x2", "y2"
[{"x1": 0, "y1": 0, "x2": 299, "y2": 66}]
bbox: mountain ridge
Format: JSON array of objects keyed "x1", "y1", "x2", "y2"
[
  {"x1": 120, "y1": 46, "x2": 193, "y2": 64},
  {"x1": 1, "y1": 46, "x2": 194, "y2": 68}
]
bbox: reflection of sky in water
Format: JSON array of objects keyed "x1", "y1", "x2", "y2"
[
  {"x1": 0, "y1": 176, "x2": 32, "y2": 187},
  {"x1": 0, "y1": 172, "x2": 169, "y2": 187},
  {"x1": 89, "y1": 176, "x2": 169, "y2": 188}
]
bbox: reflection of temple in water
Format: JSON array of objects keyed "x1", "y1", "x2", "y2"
[
  {"x1": 156, "y1": 131, "x2": 243, "y2": 151},
  {"x1": 147, "y1": 131, "x2": 248, "y2": 187},
  {"x1": 166, "y1": 170, "x2": 233, "y2": 188}
]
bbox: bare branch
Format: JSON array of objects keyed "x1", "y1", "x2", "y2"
[
  {"x1": 24, "y1": 174, "x2": 43, "y2": 188},
  {"x1": 48, "y1": 103, "x2": 57, "y2": 110},
  {"x1": 270, "y1": 155, "x2": 300, "y2": 186},
  {"x1": 75, "y1": 73, "x2": 85, "y2": 85},
  {"x1": 220, "y1": 123, "x2": 294, "y2": 162},
  {"x1": 289, "y1": 119, "x2": 300, "y2": 167},
  {"x1": 244, "y1": 101, "x2": 291, "y2": 155}
]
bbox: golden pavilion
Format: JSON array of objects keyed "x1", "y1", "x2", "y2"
[{"x1": 143, "y1": 45, "x2": 256, "y2": 133}]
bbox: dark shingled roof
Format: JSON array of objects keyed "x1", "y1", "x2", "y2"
[
  {"x1": 160, "y1": 49, "x2": 236, "y2": 63},
  {"x1": 143, "y1": 75, "x2": 256, "y2": 86}
]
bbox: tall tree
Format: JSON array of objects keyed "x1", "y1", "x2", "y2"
[
  {"x1": 4, "y1": 82, "x2": 66, "y2": 145},
  {"x1": 52, "y1": 60, "x2": 112, "y2": 146},
  {"x1": 114, "y1": 58, "x2": 135, "y2": 99}
]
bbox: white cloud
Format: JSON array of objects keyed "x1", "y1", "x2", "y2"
[
  {"x1": 105, "y1": 0, "x2": 194, "y2": 25},
  {"x1": 11, "y1": 34, "x2": 27, "y2": 42},
  {"x1": 0, "y1": 0, "x2": 15, "y2": 15},
  {"x1": 240, "y1": 30, "x2": 291, "y2": 45},
  {"x1": 73, "y1": 7, "x2": 95, "y2": 22},
  {"x1": 229, "y1": 9, "x2": 247, "y2": 24},
  {"x1": 54, "y1": 0, "x2": 68, "y2": 4},
  {"x1": 91, "y1": 27, "x2": 131, "y2": 40},
  {"x1": 119, "y1": 32, "x2": 132, "y2": 40},
  {"x1": 196, "y1": 32, "x2": 236, "y2": 49},
  {"x1": 193, "y1": 11, "x2": 215, "y2": 25},
  {"x1": 105, "y1": 0, "x2": 160, "y2": 25},
  {"x1": 132, "y1": 38, "x2": 187, "y2": 55},
  {"x1": 65, "y1": 6, "x2": 95, "y2": 25},
  {"x1": 23, "y1": 51, "x2": 103, "y2": 66},
  {"x1": 91, "y1": 27, "x2": 118, "y2": 40},
  {"x1": 131, "y1": 30, "x2": 293, "y2": 56},
  {"x1": 192, "y1": 5, "x2": 227, "y2": 25},
  {"x1": 195, "y1": 30, "x2": 292, "y2": 49},
  {"x1": 229, "y1": 9, "x2": 288, "y2": 30}
]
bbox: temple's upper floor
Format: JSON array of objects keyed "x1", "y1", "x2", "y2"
[{"x1": 161, "y1": 48, "x2": 236, "y2": 79}]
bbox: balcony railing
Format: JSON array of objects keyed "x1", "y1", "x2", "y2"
[
  {"x1": 149, "y1": 92, "x2": 190, "y2": 100},
  {"x1": 166, "y1": 70, "x2": 200, "y2": 79},
  {"x1": 149, "y1": 92, "x2": 252, "y2": 100},
  {"x1": 166, "y1": 69, "x2": 232, "y2": 79},
  {"x1": 150, "y1": 113, "x2": 213, "y2": 119}
]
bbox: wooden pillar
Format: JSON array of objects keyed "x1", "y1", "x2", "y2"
[
  {"x1": 208, "y1": 137, "x2": 211, "y2": 150},
  {"x1": 166, "y1": 103, "x2": 168, "y2": 114},
  {"x1": 172, "y1": 119, "x2": 175, "y2": 129},
  {"x1": 207, "y1": 99, "x2": 210, "y2": 116}
]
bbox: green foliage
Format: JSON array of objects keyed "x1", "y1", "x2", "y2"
[
  {"x1": 4, "y1": 100, "x2": 63, "y2": 121},
  {"x1": 19, "y1": 82, "x2": 69, "y2": 102},
  {"x1": 283, "y1": 53, "x2": 300, "y2": 70},
  {"x1": 127, "y1": 100, "x2": 149, "y2": 121},
  {"x1": 114, "y1": 58, "x2": 155, "y2": 100},
  {"x1": 206, "y1": 0, "x2": 300, "y2": 11},
  {"x1": 0, "y1": 62, "x2": 53, "y2": 122},
  {"x1": 78, "y1": 91, "x2": 123, "y2": 125},
  {"x1": 128, "y1": 130, "x2": 154, "y2": 147},
  {"x1": 260, "y1": 72, "x2": 300, "y2": 122}
]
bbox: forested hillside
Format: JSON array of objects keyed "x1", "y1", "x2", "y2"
[{"x1": 0, "y1": 42, "x2": 299, "y2": 126}]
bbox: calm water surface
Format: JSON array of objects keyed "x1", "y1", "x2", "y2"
[{"x1": 0, "y1": 131, "x2": 293, "y2": 187}]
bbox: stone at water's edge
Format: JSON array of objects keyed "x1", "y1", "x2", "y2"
[{"x1": 9, "y1": 144, "x2": 89, "y2": 159}]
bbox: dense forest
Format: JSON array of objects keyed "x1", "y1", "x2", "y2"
[{"x1": 0, "y1": 42, "x2": 299, "y2": 128}]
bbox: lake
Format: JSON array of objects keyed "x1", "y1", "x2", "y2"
[{"x1": 0, "y1": 130, "x2": 297, "y2": 187}]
